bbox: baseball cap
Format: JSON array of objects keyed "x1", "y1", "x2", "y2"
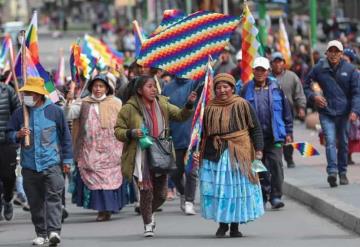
[
  {"x1": 253, "y1": 57, "x2": 270, "y2": 70},
  {"x1": 326, "y1": 40, "x2": 344, "y2": 52},
  {"x1": 271, "y1": 52, "x2": 284, "y2": 61}
]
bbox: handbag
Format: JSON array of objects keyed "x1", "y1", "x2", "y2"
[{"x1": 147, "y1": 129, "x2": 176, "y2": 174}]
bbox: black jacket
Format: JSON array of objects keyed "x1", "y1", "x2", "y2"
[{"x1": 0, "y1": 83, "x2": 21, "y2": 144}]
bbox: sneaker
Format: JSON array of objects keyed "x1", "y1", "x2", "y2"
[
  {"x1": 22, "y1": 203, "x2": 30, "y2": 211},
  {"x1": 327, "y1": 174, "x2": 338, "y2": 187},
  {"x1": 3, "y1": 201, "x2": 13, "y2": 221},
  {"x1": 13, "y1": 195, "x2": 30, "y2": 211},
  {"x1": 32, "y1": 236, "x2": 48, "y2": 246},
  {"x1": 49, "y1": 232, "x2": 61, "y2": 246},
  {"x1": 151, "y1": 213, "x2": 156, "y2": 230},
  {"x1": 144, "y1": 224, "x2": 155, "y2": 237},
  {"x1": 180, "y1": 195, "x2": 185, "y2": 212},
  {"x1": 339, "y1": 174, "x2": 349, "y2": 185},
  {"x1": 13, "y1": 196, "x2": 23, "y2": 206},
  {"x1": 270, "y1": 198, "x2": 285, "y2": 209},
  {"x1": 184, "y1": 202, "x2": 196, "y2": 215}
]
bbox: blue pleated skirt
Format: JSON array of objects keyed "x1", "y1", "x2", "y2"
[
  {"x1": 71, "y1": 168, "x2": 132, "y2": 212},
  {"x1": 200, "y1": 149, "x2": 264, "y2": 224}
]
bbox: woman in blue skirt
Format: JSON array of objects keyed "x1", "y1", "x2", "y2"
[{"x1": 194, "y1": 73, "x2": 264, "y2": 238}]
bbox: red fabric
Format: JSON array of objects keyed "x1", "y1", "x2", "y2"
[
  {"x1": 149, "y1": 101, "x2": 159, "y2": 137},
  {"x1": 349, "y1": 140, "x2": 360, "y2": 154}
]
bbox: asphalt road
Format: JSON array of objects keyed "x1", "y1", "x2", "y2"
[{"x1": 1, "y1": 194, "x2": 359, "y2": 247}]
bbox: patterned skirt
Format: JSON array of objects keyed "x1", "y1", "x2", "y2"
[{"x1": 200, "y1": 149, "x2": 264, "y2": 224}]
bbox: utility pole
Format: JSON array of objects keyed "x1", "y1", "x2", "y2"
[
  {"x1": 310, "y1": 0, "x2": 317, "y2": 48},
  {"x1": 258, "y1": 0, "x2": 267, "y2": 45}
]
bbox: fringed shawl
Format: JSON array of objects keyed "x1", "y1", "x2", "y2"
[{"x1": 203, "y1": 95, "x2": 258, "y2": 183}]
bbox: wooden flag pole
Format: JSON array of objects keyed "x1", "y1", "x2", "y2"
[
  {"x1": 133, "y1": 20, "x2": 162, "y2": 93},
  {"x1": 133, "y1": 20, "x2": 144, "y2": 44},
  {"x1": 7, "y1": 35, "x2": 21, "y2": 101},
  {"x1": 20, "y1": 30, "x2": 30, "y2": 147}
]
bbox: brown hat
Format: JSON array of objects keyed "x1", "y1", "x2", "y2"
[{"x1": 213, "y1": 73, "x2": 236, "y2": 88}]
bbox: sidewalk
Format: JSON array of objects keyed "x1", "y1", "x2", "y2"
[{"x1": 284, "y1": 121, "x2": 360, "y2": 235}]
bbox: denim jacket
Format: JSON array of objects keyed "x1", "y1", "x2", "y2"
[{"x1": 6, "y1": 99, "x2": 73, "y2": 172}]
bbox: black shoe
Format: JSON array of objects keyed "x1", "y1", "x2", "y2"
[
  {"x1": 134, "y1": 206, "x2": 141, "y2": 215},
  {"x1": 3, "y1": 202, "x2": 13, "y2": 221},
  {"x1": 215, "y1": 223, "x2": 229, "y2": 238},
  {"x1": 348, "y1": 159, "x2": 355, "y2": 165},
  {"x1": 61, "y1": 207, "x2": 69, "y2": 223},
  {"x1": 339, "y1": 174, "x2": 349, "y2": 185},
  {"x1": 327, "y1": 174, "x2": 338, "y2": 187},
  {"x1": 287, "y1": 161, "x2": 296, "y2": 168},
  {"x1": 229, "y1": 223, "x2": 243, "y2": 238},
  {"x1": 270, "y1": 198, "x2": 285, "y2": 209}
]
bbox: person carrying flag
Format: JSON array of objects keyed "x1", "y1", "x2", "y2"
[{"x1": 6, "y1": 77, "x2": 73, "y2": 246}]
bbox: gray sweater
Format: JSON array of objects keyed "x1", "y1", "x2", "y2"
[{"x1": 273, "y1": 70, "x2": 307, "y2": 112}]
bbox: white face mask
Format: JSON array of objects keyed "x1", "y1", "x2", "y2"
[
  {"x1": 91, "y1": 93, "x2": 107, "y2": 101},
  {"x1": 23, "y1": 96, "x2": 37, "y2": 107}
]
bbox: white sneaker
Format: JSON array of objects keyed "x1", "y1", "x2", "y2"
[
  {"x1": 144, "y1": 223, "x2": 154, "y2": 237},
  {"x1": 151, "y1": 213, "x2": 156, "y2": 230},
  {"x1": 32, "y1": 236, "x2": 48, "y2": 246},
  {"x1": 180, "y1": 195, "x2": 185, "y2": 212},
  {"x1": 49, "y1": 232, "x2": 61, "y2": 246},
  {"x1": 184, "y1": 201, "x2": 196, "y2": 215}
]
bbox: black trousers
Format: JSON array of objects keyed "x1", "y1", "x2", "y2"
[
  {"x1": 259, "y1": 143, "x2": 284, "y2": 202},
  {"x1": 283, "y1": 144, "x2": 294, "y2": 164},
  {"x1": 0, "y1": 144, "x2": 17, "y2": 204},
  {"x1": 170, "y1": 149, "x2": 198, "y2": 202}
]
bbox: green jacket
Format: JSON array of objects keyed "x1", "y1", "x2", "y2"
[{"x1": 114, "y1": 95, "x2": 193, "y2": 181}]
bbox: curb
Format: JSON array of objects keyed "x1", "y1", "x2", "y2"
[{"x1": 283, "y1": 177, "x2": 360, "y2": 235}]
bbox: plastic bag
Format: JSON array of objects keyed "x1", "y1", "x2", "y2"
[
  {"x1": 251, "y1": 159, "x2": 268, "y2": 173},
  {"x1": 139, "y1": 125, "x2": 153, "y2": 150}
]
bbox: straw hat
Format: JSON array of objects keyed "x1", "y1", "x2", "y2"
[{"x1": 19, "y1": 77, "x2": 49, "y2": 95}]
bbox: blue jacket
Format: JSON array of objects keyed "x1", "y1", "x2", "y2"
[
  {"x1": 162, "y1": 78, "x2": 201, "y2": 149},
  {"x1": 6, "y1": 99, "x2": 73, "y2": 172},
  {"x1": 304, "y1": 58, "x2": 360, "y2": 116},
  {"x1": 241, "y1": 77, "x2": 293, "y2": 143}
]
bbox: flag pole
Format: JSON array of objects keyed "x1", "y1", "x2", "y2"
[
  {"x1": 20, "y1": 30, "x2": 30, "y2": 147},
  {"x1": 7, "y1": 34, "x2": 21, "y2": 101},
  {"x1": 133, "y1": 20, "x2": 162, "y2": 94},
  {"x1": 132, "y1": 20, "x2": 144, "y2": 44}
]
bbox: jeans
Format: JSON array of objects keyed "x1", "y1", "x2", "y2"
[
  {"x1": 319, "y1": 114, "x2": 350, "y2": 175},
  {"x1": 170, "y1": 149, "x2": 198, "y2": 202}
]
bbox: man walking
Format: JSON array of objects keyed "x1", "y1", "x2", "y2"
[
  {"x1": 271, "y1": 52, "x2": 307, "y2": 168},
  {"x1": 6, "y1": 77, "x2": 73, "y2": 246},
  {"x1": 162, "y1": 77, "x2": 200, "y2": 215},
  {"x1": 0, "y1": 75, "x2": 21, "y2": 221},
  {"x1": 241, "y1": 57, "x2": 293, "y2": 209},
  {"x1": 304, "y1": 40, "x2": 360, "y2": 187}
]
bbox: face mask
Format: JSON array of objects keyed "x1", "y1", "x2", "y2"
[
  {"x1": 23, "y1": 96, "x2": 37, "y2": 107},
  {"x1": 91, "y1": 93, "x2": 107, "y2": 101}
]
